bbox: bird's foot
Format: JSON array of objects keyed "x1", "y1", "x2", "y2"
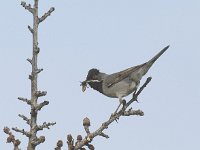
[
  {"x1": 134, "y1": 98, "x2": 139, "y2": 103},
  {"x1": 121, "y1": 99, "x2": 127, "y2": 111},
  {"x1": 111, "y1": 111, "x2": 118, "y2": 117},
  {"x1": 122, "y1": 99, "x2": 126, "y2": 106},
  {"x1": 110, "y1": 113, "x2": 119, "y2": 123},
  {"x1": 133, "y1": 90, "x2": 137, "y2": 96}
]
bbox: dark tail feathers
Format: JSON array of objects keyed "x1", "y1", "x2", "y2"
[
  {"x1": 148, "y1": 45, "x2": 170, "y2": 65},
  {"x1": 141, "y1": 45, "x2": 170, "y2": 76}
]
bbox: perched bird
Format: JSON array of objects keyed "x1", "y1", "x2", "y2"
[{"x1": 81, "y1": 45, "x2": 169, "y2": 113}]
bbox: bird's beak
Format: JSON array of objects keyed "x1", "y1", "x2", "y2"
[{"x1": 81, "y1": 81, "x2": 87, "y2": 92}]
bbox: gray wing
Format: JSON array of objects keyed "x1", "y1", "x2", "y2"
[
  {"x1": 104, "y1": 63, "x2": 146, "y2": 88},
  {"x1": 104, "y1": 45, "x2": 169, "y2": 88}
]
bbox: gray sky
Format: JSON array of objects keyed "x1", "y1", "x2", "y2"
[{"x1": 1, "y1": 0, "x2": 200, "y2": 149}]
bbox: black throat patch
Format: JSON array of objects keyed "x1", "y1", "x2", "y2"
[
  {"x1": 88, "y1": 81, "x2": 103, "y2": 94},
  {"x1": 86, "y1": 68, "x2": 103, "y2": 94}
]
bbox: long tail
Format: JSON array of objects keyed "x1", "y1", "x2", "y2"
[
  {"x1": 147, "y1": 45, "x2": 169, "y2": 65},
  {"x1": 141, "y1": 45, "x2": 170, "y2": 76}
]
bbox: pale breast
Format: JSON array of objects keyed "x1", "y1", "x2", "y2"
[{"x1": 102, "y1": 77, "x2": 137, "y2": 98}]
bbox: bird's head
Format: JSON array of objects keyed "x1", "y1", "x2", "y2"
[
  {"x1": 81, "y1": 68, "x2": 102, "y2": 92},
  {"x1": 86, "y1": 68, "x2": 100, "y2": 81}
]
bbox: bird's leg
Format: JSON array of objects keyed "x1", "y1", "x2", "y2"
[
  {"x1": 114, "y1": 98, "x2": 126, "y2": 114},
  {"x1": 114, "y1": 102, "x2": 121, "y2": 114},
  {"x1": 121, "y1": 100, "x2": 126, "y2": 110},
  {"x1": 132, "y1": 83, "x2": 139, "y2": 102}
]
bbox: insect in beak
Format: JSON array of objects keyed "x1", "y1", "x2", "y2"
[
  {"x1": 80, "y1": 81, "x2": 88, "y2": 92},
  {"x1": 80, "y1": 80, "x2": 102, "y2": 92}
]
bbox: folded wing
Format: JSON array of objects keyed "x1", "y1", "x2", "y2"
[{"x1": 105, "y1": 63, "x2": 146, "y2": 88}]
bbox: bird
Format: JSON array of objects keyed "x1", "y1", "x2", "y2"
[{"x1": 81, "y1": 45, "x2": 169, "y2": 113}]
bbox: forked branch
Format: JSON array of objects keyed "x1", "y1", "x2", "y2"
[
  {"x1": 39, "y1": 7, "x2": 55, "y2": 23},
  {"x1": 66, "y1": 77, "x2": 151, "y2": 149}
]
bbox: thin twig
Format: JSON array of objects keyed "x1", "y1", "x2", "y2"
[
  {"x1": 28, "y1": 25, "x2": 34, "y2": 34},
  {"x1": 27, "y1": 58, "x2": 32, "y2": 64},
  {"x1": 21, "y1": 1, "x2": 34, "y2": 14},
  {"x1": 35, "y1": 91, "x2": 47, "y2": 97},
  {"x1": 99, "y1": 132, "x2": 109, "y2": 138},
  {"x1": 122, "y1": 109, "x2": 144, "y2": 116},
  {"x1": 12, "y1": 127, "x2": 31, "y2": 137},
  {"x1": 36, "y1": 68, "x2": 43, "y2": 74},
  {"x1": 39, "y1": 7, "x2": 55, "y2": 23},
  {"x1": 18, "y1": 97, "x2": 31, "y2": 105},
  {"x1": 36, "y1": 122, "x2": 56, "y2": 131},
  {"x1": 36, "y1": 101, "x2": 49, "y2": 111},
  {"x1": 18, "y1": 114, "x2": 30, "y2": 125}
]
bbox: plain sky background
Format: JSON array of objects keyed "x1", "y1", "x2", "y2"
[{"x1": 1, "y1": 0, "x2": 200, "y2": 149}]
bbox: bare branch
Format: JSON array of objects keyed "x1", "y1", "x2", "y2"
[
  {"x1": 28, "y1": 25, "x2": 34, "y2": 34},
  {"x1": 137, "y1": 77, "x2": 152, "y2": 95},
  {"x1": 35, "y1": 91, "x2": 47, "y2": 97},
  {"x1": 122, "y1": 108, "x2": 144, "y2": 116},
  {"x1": 55, "y1": 140, "x2": 63, "y2": 150},
  {"x1": 27, "y1": 58, "x2": 32, "y2": 64},
  {"x1": 99, "y1": 132, "x2": 109, "y2": 139},
  {"x1": 29, "y1": 75, "x2": 33, "y2": 80},
  {"x1": 36, "y1": 100, "x2": 49, "y2": 111},
  {"x1": 3, "y1": 127, "x2": 21, "y2": 150},
  {"x1": 86, "y1": 143, "x2": 95, "y2": 150},
  {"x1": 18, "y1": 97, "x2": 31, "y2": 105},
  {"x1": 36, "y1": 68, "x2": 43, "y2": 74},
  {"x1": 12, "y1": 127, "x2": 31, "y2": 137},
  {"x1": 39, "y1": 7, "x2": 55, "y2": 23},
  {"x1": 18, "y1": 114, "x2": 30, "y2": 125},
  {"x1": 21, "y1": 1, "x2": 34, "y2": 14},
  {"x1": 36, "y1": 122, "x2": 56, "y2": 131}
]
